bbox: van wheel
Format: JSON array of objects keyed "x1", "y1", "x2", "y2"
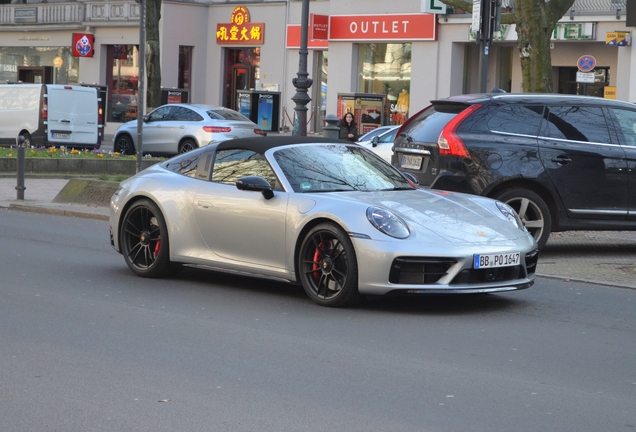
[
  {"x1": 493, "y1": 188, "x2": 551, "y2": 250},
  {"x1": 19, "y1": 132, "x2": 31, "y2": 147},
  {"x1": 115, "y1": 135, "x2": 135, "y2": 155},
  {"x1": 178, "y1": 139, "x2": 197, "y2": 153}
]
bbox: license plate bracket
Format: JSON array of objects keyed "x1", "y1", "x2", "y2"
[
  {"x1": 474, "y1": 252, "x2": 520, "y2": 269},
  {"x1": 400, "y1": 155, "x2": 422, "y2": 170}
]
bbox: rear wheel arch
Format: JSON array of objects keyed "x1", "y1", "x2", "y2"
[
  {"x1": 178, "y1": 137, "x2": 198, "y2": 153},
  {"x1": 487, "y1": 180, "x2": 558, "y2": 225},
  {"x1": 488, "y1": 181, "x2": 556, "y2": 249}
]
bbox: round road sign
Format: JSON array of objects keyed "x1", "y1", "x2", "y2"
[{"x1": 577, "y1": 55, "x2": 596, "y2": 72}]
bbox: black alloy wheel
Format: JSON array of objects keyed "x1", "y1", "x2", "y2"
[
  {"x1": 114, "y1": 135, "x2": 135, "y2": 155},
  {"x1": 120, "y1": 199, "x2": 180, "y2": 278},
  {"x1": 494, "y1": 188, "x2": 552, "y2": 250},
  {"x1": 298, "y1": 223, "x2": 361, "y2": 307},
  {"x1": 178, "y1": 139, "x2": 197, "y2": 153}
]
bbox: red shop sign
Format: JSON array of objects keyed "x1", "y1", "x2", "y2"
[
  {"x1": 72, "y1": 33, "x2": 95, "y2": 57},
  {"x1": 329, "y1": 14, "x2": 436, "y2": 41},
  {"x1": 216, "y1": 6, "x2": 265, "y2": 45}
]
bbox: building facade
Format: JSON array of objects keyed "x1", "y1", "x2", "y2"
[{"x1": 0, "y1": 0, "x2": 633, "y2": 137}]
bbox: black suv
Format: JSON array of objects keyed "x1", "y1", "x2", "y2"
[{"x1": 392, "y1": 94, "x2": 636, "y2": 249}]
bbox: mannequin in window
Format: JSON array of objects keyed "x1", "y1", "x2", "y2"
[{"x1": 397, "y1": 89, "x2": 410, "y2": 114}]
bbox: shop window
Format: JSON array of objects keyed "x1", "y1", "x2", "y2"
[
  {"x1": 357, "y1": 43, "x2": 411, "y2": 125},
  {"x1": 107, "y1": 45, "x2": 139, "y2": 123},
  {"x1": 0, "y1": 46, "x2": 77, "y2": 84},
  {"x1": 179, "y1": 46, "x2": 193, "y2": 91}
]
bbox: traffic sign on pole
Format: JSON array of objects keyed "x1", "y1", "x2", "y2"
[{"x1": 577, "y1": 55, "x2": 596, "y2": 72}]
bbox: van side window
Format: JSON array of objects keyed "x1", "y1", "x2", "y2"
[
  {"x1": 541, "y1": 106, "x2": 612, "y2": 144},
  {"x1": 610, "y1": 108, "x2": 636, "y2": 147},
  {"x1": 487, "y1": 105, "x2": 543, "y2": 136}
]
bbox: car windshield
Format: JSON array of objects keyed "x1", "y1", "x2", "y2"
[
  {"x1": 273, "y1": 144, "x2": 414, "y2": 193},
  {"x1": 207, "y1": 109, "x2": 251, "y2": 122}
]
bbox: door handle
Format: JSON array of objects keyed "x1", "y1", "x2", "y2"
[
  {"x1": 197, "y1": 201, "x2": 213, "y2": 209},
  {"x1": 551, "y1": 155, "x2": 571, "y2": 165}
]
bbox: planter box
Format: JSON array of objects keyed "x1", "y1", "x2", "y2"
[{"x1": 0, "y1": 157, "x2": 159, "y2": 175}]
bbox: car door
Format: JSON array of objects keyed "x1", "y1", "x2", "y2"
[
  {"x1": 538, "y1": 104, "x2": 628, "y2": 219},
  {"x1": 193, "y1": 148, "x2": 288, "y2": 269},
  {"x1": 142, "y1": 105, "x2": 172, "y2": 154},
  {"x1": 607, "y1": 106, "x2": 636, "y2": 220}
]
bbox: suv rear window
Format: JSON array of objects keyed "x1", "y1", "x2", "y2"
[
  {"x1": 399, "y1": 104, "x2": 462, "y2": 142},
  {"x1": 487, "y1": 105, "x2": 544, "y2": 136}
]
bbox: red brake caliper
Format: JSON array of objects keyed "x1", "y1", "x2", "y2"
[
  {"x1": 312, "y1": 244, "x2": 321, "y2": 280},
  {"x1": 153, "y1": 236, "x2": 161, "y2": 256}
]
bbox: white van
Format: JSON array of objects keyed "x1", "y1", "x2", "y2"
[{"x1": 0, "y1": 84, "x2": 103, "y2": 149}]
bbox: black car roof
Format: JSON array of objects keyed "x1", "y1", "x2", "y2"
[
  {"x1": 433, "y1": 93, "x2": 636, "y2": 109},
  {"x1": 215, "y1": 135, "x2": 349, "y2": 155}
]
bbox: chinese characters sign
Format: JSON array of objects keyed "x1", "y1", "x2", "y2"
[{"x1": 216, "y1": 6, "x2": 264, "y2": 45}]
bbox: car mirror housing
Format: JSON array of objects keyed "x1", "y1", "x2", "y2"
[
  {"x1": 371, "y1": 136, "x2": 379, "y2": 147},
  {"x1": 236, "y1": 175, "x2": 274, "y2": 200}
]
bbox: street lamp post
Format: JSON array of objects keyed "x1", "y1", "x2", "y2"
[
  {"x1": 291, "y1": 0, "x2": 313, "y2": 136},
  {"x1": 136, "y1": 0, "x2": 146, "y2": 173}
]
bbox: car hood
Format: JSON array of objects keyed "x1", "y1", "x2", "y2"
[{"x1": 335, "y1": 189, "x2": 527, "y2": 244}]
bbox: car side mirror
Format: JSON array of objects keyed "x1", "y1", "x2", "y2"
[
  {"x1": 236, "y1": 175, "x2": 274, "y2": 200},
  {"x1": 371, "y1": 136, "x2": 379, "y2": 147}
]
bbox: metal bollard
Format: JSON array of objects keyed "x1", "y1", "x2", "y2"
[
  {"x1": 322, "y1": 114, "x2": 340, "y2": 140},
  {"x1": 16, "y1": 135, "x2": 26, "y2": 200}
]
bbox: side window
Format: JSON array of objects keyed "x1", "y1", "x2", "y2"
[
  {"x1": 147, "y1": 106, "x2": 172, "y2": 122},
  {"x1": 487, "y1": 105, "x2": 543, "y2": 136},
  {"x1": 212, "y1": 149, "x2": 278, "y2": 188},
  {"x1": 163, "y1": 150, "x2": 203, "y2": 178},
  {"x1": 541, "y1": 106, "x2": 612, "y2": 144},
  {"x1": 610, "y1": 108, "x2": 636, "y2": 147}
]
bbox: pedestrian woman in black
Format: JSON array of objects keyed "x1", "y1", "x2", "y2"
[{"x1": 338, "y1": 112, "x2": 359, "y2": 142}]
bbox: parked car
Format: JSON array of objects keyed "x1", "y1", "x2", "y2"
[
  {"x1": 356, "y1": 125, "x2": 397, "y2": 144},
  {"x1": 357, "y1": 125, "x2": 399, "y2": 162},
  {"x1": 110, "y1": 136, "x2": 537, "y2": 308},
  {"x1": 392, "y1": 93, "x2": 636, "y2": 249},
  {"x1": 112, "y1": 103, "x2": 264, "y2": 156}
]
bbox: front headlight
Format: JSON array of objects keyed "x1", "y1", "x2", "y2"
[
  {"x1": 496, "y1": 201, "x2": 526, "y2": 232},
  {"x1": 367, "y1": 207, "x2": 410, "y2": 239}
]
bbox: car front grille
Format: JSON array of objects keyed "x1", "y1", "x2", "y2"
[{"x1": 389, "y1": 257, "x2": 457, "y2": 284}]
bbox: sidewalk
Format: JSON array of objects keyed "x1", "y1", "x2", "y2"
[
  {"x1": 1, "y1": 177, "x2": 635, "y2": 290},
  {"x1": 0, "y1": 177, "x2": 110, "y2": 220}
]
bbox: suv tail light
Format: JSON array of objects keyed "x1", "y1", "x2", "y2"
[
  {"x1": 204, "y1": 126, "x2": 232, "y2": 133},
  {"x1": 254, "y1": 128, "x2": 264, "y2": 136},
  {"x1": 437, "y1": 103, "x2": 482, "y2": 158}
]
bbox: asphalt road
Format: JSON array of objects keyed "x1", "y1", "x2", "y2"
[{"x1": 1, "y1": 209, "x2": 635, "y2": 431}]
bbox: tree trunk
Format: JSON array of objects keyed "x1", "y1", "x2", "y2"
[
  {"x1": 146, "y1": 0, "x2": 162, "y2": 111},
  {"x1": 441, "y1": 0, "x2": 574, "y2": 93},
  {"x1": 514, "y1": 0, "x2": 554, "y2": 92}
]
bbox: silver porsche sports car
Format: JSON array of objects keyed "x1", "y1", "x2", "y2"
[{"x1": 109, "y1": 136, "x2": 538, "y2": 307}]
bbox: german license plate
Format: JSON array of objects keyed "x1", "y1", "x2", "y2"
[
  {"x1": 53, "y1": 133, "x2": 70, "y2": 139},
  {"x1": 401, "y1": 155, "x2": 422, "y2": 170},
  {"x1": 474, "y1": 252, "x2": 520, "y2": 269}
]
